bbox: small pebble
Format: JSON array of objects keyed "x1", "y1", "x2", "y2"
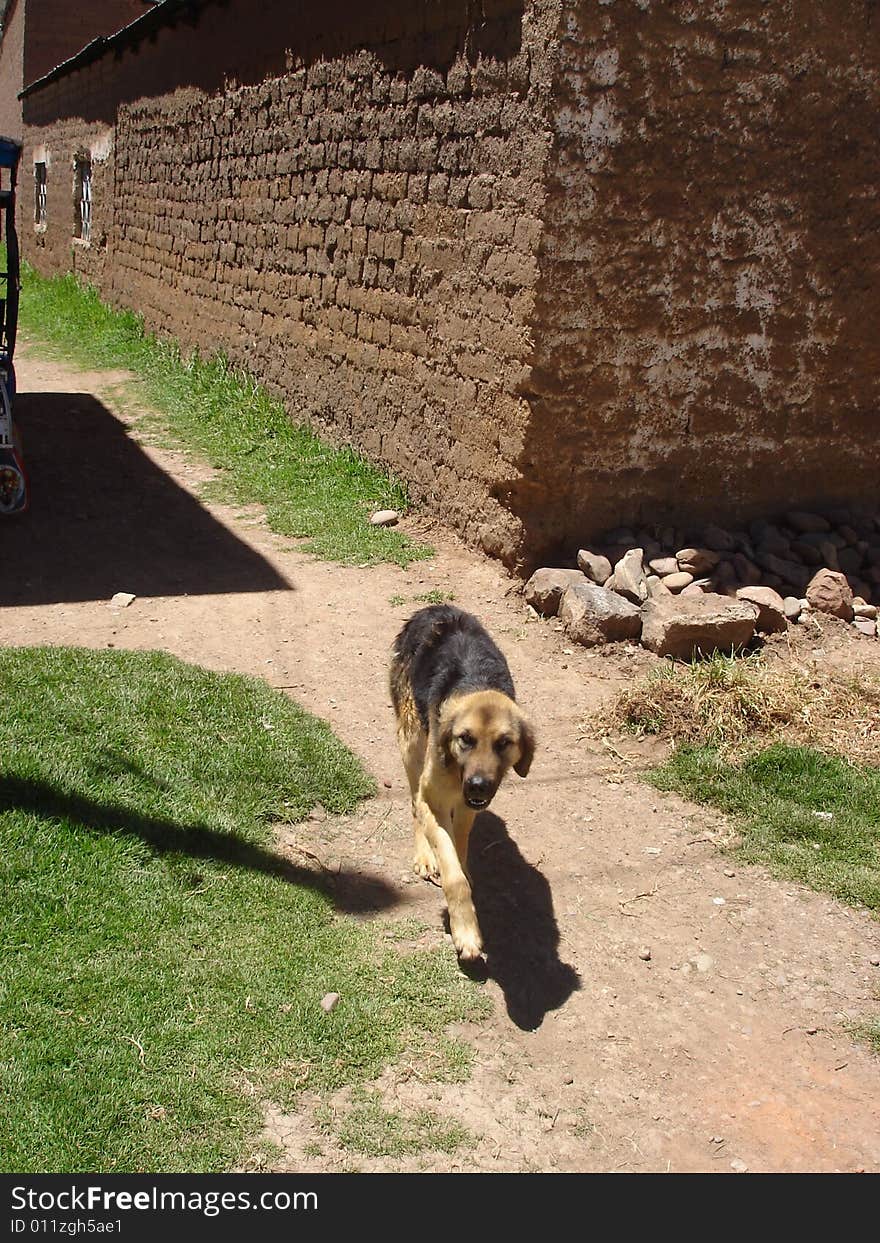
[
  {"x1": 638, "y1": 946, "x2": 652, "y2": 961},
  {"x1": 370, "y1": 509, "x2": 399, "y2": 526},
  {"x1": 320, "y1": 992, "x2": 340, "y2": 1013},
  {"x1": 109, "y1": 591, "x2": 135, "y2": 608},
  {"x1": 723, "y1": 868, "x2": 736, "y2": 878},
  {"x1": 730, "y1": 1158, "x2": 749, "y2": 1173},
  {"x1": 870, "y1": 956, "x2": 880, "y2": 968}
]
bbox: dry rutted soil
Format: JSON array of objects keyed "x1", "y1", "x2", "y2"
[{"x1": 6, "y1": 348, "x2": 880, "y2": 1172}]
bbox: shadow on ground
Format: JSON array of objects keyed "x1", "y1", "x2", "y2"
[
  {"x1": 469, "y1": 811, "x2": 580, "y2": 1031},
  {"x1": 2, "y1": 392, "x2": 289, "y2": 605},
  {"x1": 0, "y1": 774, "x2": 397, "y2": 916}
]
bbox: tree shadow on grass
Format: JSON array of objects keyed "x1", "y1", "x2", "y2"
[
  {"x1": 466, "y1": 811, "x2": 580, "y2": 1031},
  {"x1": 0, "y1": 775, "x2": 398, "y2": 916}
]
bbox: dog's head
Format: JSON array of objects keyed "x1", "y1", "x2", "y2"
[{"x1": 437, "y1": 690, "x2": 535, "y2": 810}]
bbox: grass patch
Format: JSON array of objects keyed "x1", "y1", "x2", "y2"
[
  {"x1": 389, "y1": 590, "x2": 456, "y2": 608},
  {"x1": 608, "y1": 652, "x2": 880, "y2": 1045},
  {"x1": 650, "y1": 743, "x2": 880, "y2": 912},
  {"x1": 608, "y1": 650, "x2": 880, "y2": 766},
  {"x1": 317, "y1": 1087, "x2": 473, "y2": 1159},
  {"x1": 0, "y1": 647, "x2": 487, "y2": 1173},
  {"x1": 16, "y1": 261, "x2": 432, "y2": 568},
  {"x1": 853, "y1": 1019, "x2": 880, "y2": 1055}
]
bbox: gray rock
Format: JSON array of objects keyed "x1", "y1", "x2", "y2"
[
  {"x1": 523, "y1": 568, "x2": 586, "y2": 617},
  {"x1": 649, "y1": 556, "x2": 679, "y2": 576},
  {"x1": 783, "y1": 596, "x2": 802, "y2": 622},
  {"x1": 640, "y1": 593, "x2": 758, "y2": 659},
  {"x1": 607, "y1": 548, "x2": 649, "y2": 604},
  {"x1": 702, "y1": 524, "x2": 736, "y2": 552},
  {"x1": 805, "y1": 568, "x2": 854, "y2": 621},
  {"x1": 837, "y1": 546, "x2": 863, "y2": 576},
  {"x1": 731, "y1": 552, "x2": 763, "y2": 586},
  {"x1": 676, "y1": 547, "x2": 721, "y2": 576},
  {"x1": 663, "y1": 571, "x2": 694, "y2": 593},
  {"x1": 576, "y1": 549, "x2": 613, "y2": 585},
  {"x1": 559, "y1": 580, "x2": 642, "y2": 647},
  {"x1": 796, "y1": 531, "x2": 837, "y2": 549},
  {"x1": 736, "y1": 586, "x2": 787, "y2": 634},
  {"x1": 853, "y1": 617, "x2": 877, "y2": 637},
  {"x1": 647, "y1": 575, "x2": 672, "y2": 598},
  {"x1": 817, "y1": 540, "x2": 840, "y2": 571},
  {"x1": 853, "y1": 601, "x2": 878, "y2": 619},
  {"x1": 755, "y1": 528, "x2": 792, "y2": 557},
  {"x1": 851, "y1": 581, "x2": 873, "y2": 605},
  {"x1": 369, "y1": 509, "x2": 399, "y2": 526},
  {"x1": 786, "y1": 511, "x2": 830, "y2": 534},
  {"x1": 790, "y1": 540, "x2": 824, "y2": 567},
  {"x1": 752, "y1": 549, "x2": 810, "y2": 592}
]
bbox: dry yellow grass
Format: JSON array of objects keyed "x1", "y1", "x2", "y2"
[{"x1": 606, "y1": 651, "x2": 880, "y2": 765}]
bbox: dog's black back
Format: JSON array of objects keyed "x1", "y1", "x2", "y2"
[{"x1": 392, "y1": 605, "x2": 516, "y2": 731}]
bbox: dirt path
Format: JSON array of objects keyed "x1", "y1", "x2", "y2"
[{"x1": 5, "y1": 345, "x2": 880, "y2": 1173}]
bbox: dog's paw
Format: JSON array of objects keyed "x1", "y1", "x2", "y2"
[
  {"x1": 413, "y1": 848, "x2": 439, "y2": 882},
  {"x1": 452, "y1": 920, "x2": 484, "y2": 962}
]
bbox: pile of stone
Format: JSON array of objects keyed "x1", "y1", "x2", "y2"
[{"x1": 524, "y1": 505, "x2": 880, "y2": 659}]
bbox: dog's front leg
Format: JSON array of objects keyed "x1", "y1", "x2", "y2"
[
  {"x1": 452, "y1": 807, "x2": 476, "y2": 883},
  {"x1": 415, "y1": 793, "x2": 483, "y2": 961}
]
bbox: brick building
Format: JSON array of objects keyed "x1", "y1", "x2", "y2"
[{"x1": 14, "y1": 0, "x2": 880, "y2": 571}]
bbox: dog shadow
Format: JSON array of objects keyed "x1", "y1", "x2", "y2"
[{"x1": 463, "y1": 811, "x2": 580, "y2": 1031}]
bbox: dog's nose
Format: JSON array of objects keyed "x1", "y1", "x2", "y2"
[{"x1": 464, "y1": 775, "x2": 492, "y2": 805}]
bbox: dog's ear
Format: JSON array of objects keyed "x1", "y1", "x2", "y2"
[
  {"x1": 435, "y1": 710, "x2": 457, "y2": 767},
  {"x1": 513, "y1": 712, "x2": 535, "y2": 778}
]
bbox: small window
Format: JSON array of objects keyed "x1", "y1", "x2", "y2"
[
  {"x1": 34, "y1": 162, "x2": 47, "y2": 225},
  {"x1": 74, "y1": 157, "x2": 91, "y2": 242}
]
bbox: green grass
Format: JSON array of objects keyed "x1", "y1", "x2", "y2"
[
  {"x1": 16, "y1": 261, "x2": 432, "y2": 568},
  {"x1": 316, "y1": 1087, "x2": 473, "y2": 1160},
  {"x1": 650, "y1": 741, "x2": 880, "y2": 1053},
  {"x1": 389, "y1": 590, "x2": 456, "y2": 608},
  {"x1": 0, "y1": 647, "x2": 487, "y2": 1173},
  {"x1": 650, "y1": 743, "x2": 880, "y2": 913}
]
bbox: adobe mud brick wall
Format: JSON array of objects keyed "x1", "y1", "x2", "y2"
[
  {"x1": 20, "y1": 0, "x2": 880, "y2": 572},
  {"x1": 23, "y1": 0, "x2": 557, "y2": 562},
  {"x1": 515, "y1": 0, "x2": 880, "y2": 567}
]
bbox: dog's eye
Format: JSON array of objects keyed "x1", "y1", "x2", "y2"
[
  {"x1": 494, "y1": 736, "x2": 511, "y2": 754},
  {"x1": 458, "y1": 732, "x2": 475, "y2": 749}
]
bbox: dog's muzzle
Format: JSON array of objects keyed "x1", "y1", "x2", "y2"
[{"x1": 464, "y1": 775, "x2": 493, "y2": 810}]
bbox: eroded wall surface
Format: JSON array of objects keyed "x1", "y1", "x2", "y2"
[{"x1": 513, "y1": 0, "x2": 880, "y2": 567}]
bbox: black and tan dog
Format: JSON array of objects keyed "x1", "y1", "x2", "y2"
[{"x1": 390, "y1": 605, "x2": 535, "y2": 960}]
